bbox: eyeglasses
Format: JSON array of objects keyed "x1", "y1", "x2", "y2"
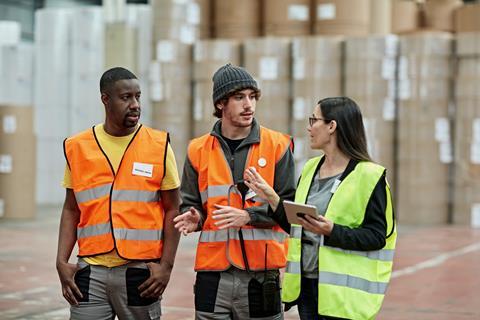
[{"x1": 308, "y1": 117, "x2": 330, "y2": 127}]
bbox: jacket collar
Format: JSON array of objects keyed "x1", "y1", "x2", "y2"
[{"x1": 210, "y1": 118, "x2": 261, "y2": 147}]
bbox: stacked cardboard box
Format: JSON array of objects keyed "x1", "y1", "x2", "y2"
[
  {"x1": 424, "y1": 0, "x2": 462, "y2": 32},
  {"x1": 213, "y1": 0, "x2": 261, "y2": 39},
  {"x1": 192, "y1": 39, "x2": 240, "y2": 137},
  {"x1": 454, "y1": 3, "x2": 480, "y2": 33},
  {"x1": 150, "y1": 40, "x2": 192, "y2": 171},
  {"x1": 243, "y1": 37, "x2": 291, "y2": 134},
  {"x1": 453, "y1": 32, "x2": 480, "y2": 227},
  {"x1": 345, "y1": 35, "x2": 399, "y2": 188},
  {"x1": 291, "y1": 36, "x2": 343, "y2": 175},
  {"x1": 0, "y1": 106, "x2": 36, "y2": 219},
  {"x1": 391, "y1": 0, "x2": 419, "y2": 34},
  {"x1": 370, "y1": 0, "x2": 392, "y2": 34},
  {"x1": 263, "y1": 0, "x2": 311, "y2": 37},
  {"x1": 152, "y1": 0, "x2": 210, "y2": 44},
  {"x1": 313, "y1": 0, "x2": 371, "y2": 36},
  {"x1": 397, "y1": 32, "x2": 452, "y2": 224}
]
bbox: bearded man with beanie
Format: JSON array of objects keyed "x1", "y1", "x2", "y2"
[{"x1": 174, "y1": 63, "x2": 296, "y2": 319}]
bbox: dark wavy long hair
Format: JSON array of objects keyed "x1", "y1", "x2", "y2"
[{"x1": 318, "y1": 96, "x2": 372, "y2": 162}]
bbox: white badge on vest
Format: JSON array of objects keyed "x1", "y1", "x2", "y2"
[
  {"x1": 132, "y1": 162, "x2": 153, "y2": 178},
  {"x1": 330, "y1": 179, "x2": 341, "y2": 194}
]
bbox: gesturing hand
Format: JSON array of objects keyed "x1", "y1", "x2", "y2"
[
  {"x1": 57, "y1": 262, "x2": 82, "y2": 305},
  {"x1": 173, "y1": 207, "x2": 201, "y2": 235},
  {"x1": 244, "y1": 166, "x2": 280, "y2": 210},
  {"x1": 212, "y1": 204, "x2": 251, "y2": 229}
]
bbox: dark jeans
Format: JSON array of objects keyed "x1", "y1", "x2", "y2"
[{"x1": 297, "y1": 277, "x2": 347, "y2": 320}]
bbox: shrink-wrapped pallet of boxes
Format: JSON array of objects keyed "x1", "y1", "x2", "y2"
[
  {"x1": 453, "y1": 33, "x2": 480, "y2": 227},
  {"x1": 193, "y1": 39, "x2": 240, "y2": 137},
  {"x1": 397, "y1": 32, "x2": 453, "y2": 225},
  {"x1": 150, "y1": 40, "x2": 192, "y2": 171},
  {"x1": 213, "y1": 0, "x2": 261, "y2": 39},
  {"x1": 243, "y1": 37, "x2": 291, "y2": 134},
  {"x1": 291, "y1": 36, "x2": 343, "y2": 174},
  {"x1": 263, "y1": 0, "x2": 311, "y2": 37},
  {"x1": 345, "y1": 35, "x2": 399, "y2": 189},
  {"x1": 34, "y1": 8, "x2": 73, "y2": 205},
  {"x1": 0, "y1": 106, "x2": 36, "y2": 219}
]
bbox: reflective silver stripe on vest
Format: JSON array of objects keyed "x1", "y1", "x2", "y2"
[
  {"x1": 199, "y1": 228, "x2": 286, "y2": 243},
  {"x1": 290, "y1": 225, "x2": 302, "y2": 239},
  {"x1": 325, "y1": 246, "x2": 395, "y2": 262},
  {"x1": 114, "y1": 228, "x2": 163, "y2": 241},
  {"x1": 75, "y1": 183, "x2": 112, "y2": 204},
  {"x1": 112, "y1": 190, "x2": 161, "y2": 202},
  {"x1": 286, "y1": 261, "x2": 301, "y2": 274},
  {"x1": 77, "y1": 222, "x2": 111, "y2": 239},
  {"x1": 200, "y1": 185, "x2": 241, "y2": 204},
  {"x1": 318, "y1": 271, "x2": 388, "y2": 295}
]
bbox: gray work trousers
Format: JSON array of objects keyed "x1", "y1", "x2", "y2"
[
  {"x1": 70, "y1": 259, "x2": 161, "y2": 320},
  {"x1": 194, "y1": 267, "x2": 283, "y2": 320}
]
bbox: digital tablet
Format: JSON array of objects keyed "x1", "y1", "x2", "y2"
[{"x1": 283, "y1": 200, "x2": 319, "y2": 225}]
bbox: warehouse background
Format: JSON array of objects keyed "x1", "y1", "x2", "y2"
[{"x1": 0, "y1": 0, "x2": 480, "y2": 319}]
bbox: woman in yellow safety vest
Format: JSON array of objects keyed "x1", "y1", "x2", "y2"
[{"x1": 244, "y1": 97, "x2": 396, "y2": 320}]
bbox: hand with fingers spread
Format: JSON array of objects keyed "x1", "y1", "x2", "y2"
[
  {"x1": 298, "y1": 214, "x2": 334, "y2": 236},
  {"x1": 173, "y1": 207, "x2": 201, "y2": 235},
  {"x1": 244, "y1": 166, "x2": 280, "y2": 210},
  {"x1": 138, "y1": 262, "x2": 172, "y2": 299},
  {"x1": 212, "y1": 204, "x2": 251, "y2": 229},
  {"x1": 57, "y1": 261, "x2": 82, "y2": 305}
]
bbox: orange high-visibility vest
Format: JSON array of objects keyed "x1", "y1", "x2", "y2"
[
  {"x1": 64, "y1": 125, "x2": 168, "y2": 260},
  {"x1": 188, "y1": 126, "x2": 291, "y2": 271}
]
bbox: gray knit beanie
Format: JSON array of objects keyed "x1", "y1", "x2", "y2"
[{"x1": 212, "y1": 63, "x2": 258, "y2": 105}]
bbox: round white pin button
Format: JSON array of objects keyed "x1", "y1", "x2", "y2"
[{"x1": 258, "y1": 157, "x2": 267, "y2": 167}]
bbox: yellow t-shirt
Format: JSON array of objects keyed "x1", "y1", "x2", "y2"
[{"x1": 63, "y1": 124, "x2": 180, "y2": 267}]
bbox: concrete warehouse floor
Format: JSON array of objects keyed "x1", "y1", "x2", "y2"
[{"x1": 0, "y1": 205, "x2": 479, "y2": 319}]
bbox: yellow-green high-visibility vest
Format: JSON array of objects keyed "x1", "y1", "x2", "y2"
[{"x1": 282, "y1": 156, "x2": 396, "y2": 320}]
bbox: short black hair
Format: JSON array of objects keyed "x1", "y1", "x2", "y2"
[{"x1": 100, "y1": 67, "x2": 137, "y2": 93}]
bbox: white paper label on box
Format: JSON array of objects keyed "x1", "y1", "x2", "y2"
[
  {"x1": 150, "y1": 83, "x2": 163, "y2": 102},
  {"x1": 293, "y1": 97, "x2": 306, "y2": 120},
  {"x1": 382, "y1": 99, "x2": 396, "y2": 121},
  {"x1": 435, "y1": 118, "x2": 450, "y2": 143},
  {"x1": 157, "y1": 41, "x2": 175, "y2": 62},
  {"x1": 132, "y1": 162, "x2": 153, "y2": 178},
  {"x1": 472, "y1": 118, "x2": 480, "y2": 142},
  {"x1": 186, "y1": 2, "x2": 200, "y2": 25},
  {"x1": 0, "y1": 198, "x2": 4, "y2": 217},
  {"x1": 149, "y1": 61, "x2": 161, "y2": 82},
  {"x1": 398, "y1": 56, "x2": 408, "y2": 80},
  {"x1": 0, "y1": 154, "x2": 12, "y2": 173},
  {"x1": 317, "y1": 4, "x2": 336, "y2": 20},
  {"x1": 292, "y1": 40, "x2": 301, "y2": 58},
  {"x1": 293, "y1": 58, "x2": 306, "y2": 80},
  {"x1": 294, "y1": 137, "x2": 305, "y2": 160},
  {"x1": 3, "y1": 115, "x2": 17, "y2": 134},
  {"x1": 384, "y1": 35, "x2": 399, "y2": 57},
  {"x1": 259, "y1": 57, "x2": 278, "y2": 80},
  {"x1": 471, "y1": 204, "x2": 480, "y2": 228},
  {"x1": 180, "y1": 26, "x2": 195, "y2": 44},
  {"x1": 398, "y1": 79, "x2": 411, "y2": 100},
  {"x1": 439, "y1": 142, "x2": 452, "y2": 164},
  {"x1": 470, "y1": 143, "x2": 480, "y2": 164},
  {"x1": 382, "y1": 58, "x2": 396, "y2": 80},
  {"x1": 288, "y1": 5, "x2": 309, "y2": 21},
  {"x1": 193, "y1": 98, "x2": 203, "y2": 121}
]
